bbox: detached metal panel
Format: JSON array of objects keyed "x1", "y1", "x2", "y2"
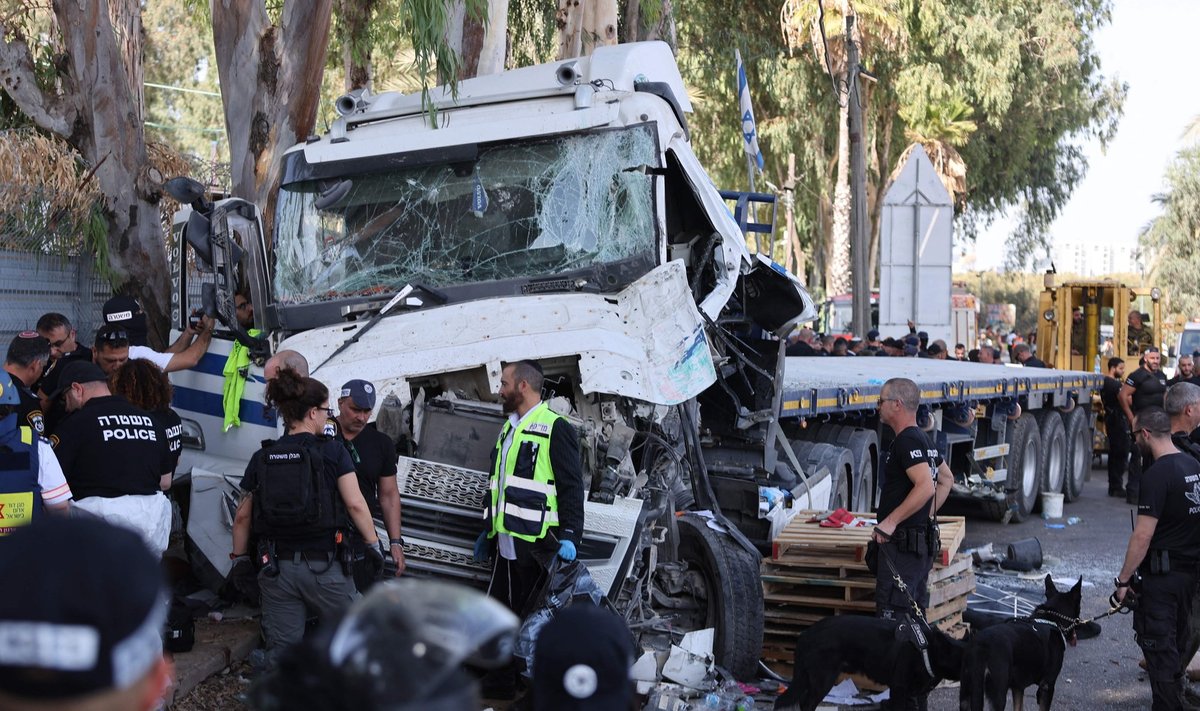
[{"x1": 879, "y1": 145, "x2": 954, "y2": 344}]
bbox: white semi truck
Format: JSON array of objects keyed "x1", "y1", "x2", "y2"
[{"x1": 166, "y1": 42, "x2": 1100, "y2": 678}]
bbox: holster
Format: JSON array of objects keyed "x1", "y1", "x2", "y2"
[
  {"x1": 927, "y1": 520, "x2": 942, "y2": 556},
  {"x1": 336, "y1": 532, "x2": 352, "y2": 576},
  {"x1": 257, "y1": 539, "x2": 279, "y2": 578},
  {"x1": 1145, "y1": 549, "x2": 1171, "y2": 575},
  {"x1": 895, "y1": 527, "x2": 923, "y2": 554}
]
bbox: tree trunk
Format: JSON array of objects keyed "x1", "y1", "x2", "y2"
[
  {"x1": 109, "y1": 0, "x2": 145, "y2": 121},
  {"x1": 211, "y1": 0, "x2": 334, "y2": 242},
  {"x1": 338, "y1": 0, "x2": 376, "y2": 91},
  {"x1": 0, "y1": 0, "x2": 171, "y2": 346},
  {"x1": 444, "y1": 0, "x2": 509, "y2": 79},
  {"x1": 623, "y1": 0, "x2": 675, "y2": 50},
  {"x1": 556, "y1": 0, "x2": 584, "y2": 59},
  {"x1": 582, "y1": 0, "x2": 618, "y2": 55},
  {"x1": 868, "y1": 104, "x2": 894, "y2": 290},
  {"x1": 827, "y1": 97, "x2": 852, "y2": 296}
]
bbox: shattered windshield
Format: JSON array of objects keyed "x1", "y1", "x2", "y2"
[{"x1": 274, "y1": 126, "x2": 659, "y2": 304}]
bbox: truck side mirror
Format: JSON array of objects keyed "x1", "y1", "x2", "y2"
[{"x1": 186, "y1": 211, "x2": 214, "y2": 268}]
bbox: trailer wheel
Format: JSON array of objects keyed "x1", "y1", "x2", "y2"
[
  {"x1": 674, "y1": 514, "x2": 764, "y2": 679},
  {"x1": 1061, "y1": 407, "x2": 1091, "y2": 502},
  {"x1": 1036, "y1": 410, "x2": 1067, "y2": 505},
  {"x1": 806, "y1": 443, "x2": 855, "y2": 510},
  {"x1": 1001, "y1": 413, "x2": 1042, "y2": 522}
]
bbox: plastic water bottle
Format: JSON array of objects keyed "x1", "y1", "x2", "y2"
[{"x1": 1094, "y1": 354, "x2": 1102, "y2": 373}]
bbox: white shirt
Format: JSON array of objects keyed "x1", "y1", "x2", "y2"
[
  {"x1": 128, "y1": 345, "x2": 173, "y2": 371},
  {"x1": 37, "y1": 440, "x2": 72, "y2": 506},
  {"x1": 497, "y1": 406, "x2": 540, "y2": 561}
]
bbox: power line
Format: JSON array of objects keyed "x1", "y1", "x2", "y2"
[
  {"x1": 144, "y1": 81, "x2": 221, "y2": 98},
  {"x1": 145, "y1": 121, "x2": 225, "y2": 135}
]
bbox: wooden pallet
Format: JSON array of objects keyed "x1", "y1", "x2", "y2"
[{"x1": 770, "y1": 511, "x2": 966, "y2": 567}]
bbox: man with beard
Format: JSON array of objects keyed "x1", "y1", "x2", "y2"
[
  {"x1": 1113, "y1": 406, "x2": 1200, "y2": 711},
  {"x1": 473, "y1": 360, "x2": 585, "y2": 699},
  {"x1": 1121, "y1": 347, "x2": 1169, "y2": 504},
  {"x1": 1170, "y1": 354, "x2": 1195, "y2": 386},
  {"x1": 335, "y1": 378, "x2": 405, "y2": 590},
  {"x1": 1103, "y1": 357, "x2": 1132, "y2": 497}
]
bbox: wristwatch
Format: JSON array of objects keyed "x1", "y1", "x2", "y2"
[
  {"x1": 390, "y1": 537, "x2": 405, "y2": 548},
  {"x1": 1114, "y1": 577, "x2": 1130, "y2": 588}
]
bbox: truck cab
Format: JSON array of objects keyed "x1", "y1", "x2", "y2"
[{"x1": 167, "y1": 42, "x2": 816, "y2": 678}]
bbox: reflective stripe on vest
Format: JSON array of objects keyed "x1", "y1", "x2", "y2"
[
  {"x1": 0, "y1": 421, "x2": 41, "y2": 535},
  {"x1": 483, "y1": 402, "x2": 562, "y2": 543}
]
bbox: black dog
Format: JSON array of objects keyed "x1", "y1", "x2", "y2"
[
  {"x1": 774, "y1": 615, "x2": 968, "y2": 711},
  {"x1": 959, "y1": 575, "x2": 1083, "y2": 711}
]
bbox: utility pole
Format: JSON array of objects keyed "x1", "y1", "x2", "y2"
[
  {"x1": 846, "y1": 13, "x2": 871, "y2": 339},
  {"x1": 785, "y1": 153, "x2": 798, "y2": 276}
]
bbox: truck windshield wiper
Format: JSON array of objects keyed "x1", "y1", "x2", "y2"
[{"x1": 312, "y1": 282, "x2": 447, "y2": 374}]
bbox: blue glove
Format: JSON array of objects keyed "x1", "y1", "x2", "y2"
[
  {"x1": 557, "y1": 539, "x2": 577, "y2": 561},
  {"x1": 473, "y1": 532, "x2": 490, "y2": 563}
]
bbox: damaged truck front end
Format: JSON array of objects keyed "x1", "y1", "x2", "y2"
[{"x1": 169, "y1": 42, "x2": 817, "y2": 678}]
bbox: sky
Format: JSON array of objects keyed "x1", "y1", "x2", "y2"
[{"x1": 958, "y1": 0, "x2": 1200, "y2": 272}]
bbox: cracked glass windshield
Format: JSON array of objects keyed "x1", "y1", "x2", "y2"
[{"x1": 274, "y1": 126, "x2": 659, "y2": 305}]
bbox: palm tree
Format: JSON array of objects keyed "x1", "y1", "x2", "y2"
[{"x1": 896, "y1": 97, "x2": 977, "y2": 210}]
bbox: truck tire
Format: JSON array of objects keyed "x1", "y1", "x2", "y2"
[
  {"x1": 675, "y1": 514, "x2": 764, "y2": 679},
  {"x1": 1061, "y1": 407, "x2": 1091, "y2": 502},
  {"x1": 805, "y1": 443, "x2": 855, "y2": 510},
  {"x1": 1036, "y1": 410, "x2": 1067, "y2": 505},
  {"x1": 843, "y1": 430, "x2": 879, "y2": 512},
  {"x1": 999, "y1": 413, "x2": 1042, "y2": 522}
]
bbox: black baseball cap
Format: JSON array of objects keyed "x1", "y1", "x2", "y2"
[
  {"x1": 339, "y1": 379, "x2": 377, "y2": 410},
  {"x1": 866, "y1": 329, "x2": 880, "y2": 340},
  {"x1": 102, "y1": 295, "x2": 148, "y2": 346},
  {"x1": 0, "y1": 517, "x2": 167, "y2": 700},
  {"x1": 532, "y1": 604, "x2": 635, "y2": 711},
  {"x1": 49, "y1": 360, "x2": 108, "y2": 399}
]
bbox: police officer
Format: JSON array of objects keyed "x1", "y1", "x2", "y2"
[
  {"x1": 1170, "y1": 355, "x2": 1196, "y2": 386},
  {"x1": 229, "y1": 367, "x2": 383, "y2": 662},
  {"x1": 0, "y1": 370, "x2": 72, "y2": 534},
  {"x1": 4, "y1": 331, "x2": 50, "y2": 435},
  {"x1": 1113, "y1": 406, "x2": 1200, "y2": 711},
  {"x1": 1121, "y1": 346, "x2": 1168, "y2": 503},
  {"x1": 1129, "y1": 310, "x2": 1155, "y2": 356},
  {"x1": 1103, "y1": 357, "x2": 1132, "y2": 497},
  {"x1": 473, "y1": 360, "x2": 585, "y2": 698},
  {"x1": 34, "y1": 312, "x2": 92, "y2": 436},
  {"x1": 0, "y1": 517, "x2": 171, "y2": 711},
  {"x1": 1162, "y1": 383, "x2": 1200, "y2": 704},
  {"x1": 872, "y1": 377, "x2": 954, "y2": 620},
  {"x1": 335, "y1": 378, "x2": 406, "y2": 590},
  {"x1": 50, "y1": 360, "x2": 172, "y2": 553}
]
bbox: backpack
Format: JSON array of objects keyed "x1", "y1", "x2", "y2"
[{"x1": 251, "y1": 438, "x2": 343, "y2": 541}]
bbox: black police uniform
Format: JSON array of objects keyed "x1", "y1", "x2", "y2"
[
  {"x1": 11, "y1": 375, "x2": 45, "y2": 436},
  {"x1": 1126, "y1": 367, "x2": 1169, "y2": 501},
  {"x1": 52, "y1": 395, "x2": 171, "y2": 499},
  {"x1": 34, "y1": 346, "x2": 92, "y2": 438},
  {"x1": 876, "y1": 426, "x2": 942, "y2": 619},
  {"x1": 1131, "y1": 453, "x2": 1200, "y2": 709},
  {"x1": 1022, "y1": 356, "x2": 1048, "y2": 368},
  {"x1": 337, "y1": 423, "x2": 397, "y2": 592},
  {"x1": 240, "y1": 432, "x2": 360, "y2": 658},
  {"x1": 151, "y1": 408, "x2": 183, "y2": 476},
  {"x1": 1102, "y1": 375, "x2": 1131, "y2": 495}
]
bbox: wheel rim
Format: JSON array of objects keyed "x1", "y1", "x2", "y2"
[
  {"x1": 1071, "y1": 428, "x2": 1088, "y2": 488},
  {"x1": 1047, "y1": 433, "x2": 1066, "y2": 491},
  {"x1": 1022, "y1": 437, "x2": 1039, "y2": 499}
]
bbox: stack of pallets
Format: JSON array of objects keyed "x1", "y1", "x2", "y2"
[{"x1": 760, "y1": 511, "x2": 973, "y2": 674}]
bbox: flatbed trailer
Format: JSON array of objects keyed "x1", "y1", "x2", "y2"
[{"x1": 766, "y1": 357, "x2": 1103, "y2": 524}]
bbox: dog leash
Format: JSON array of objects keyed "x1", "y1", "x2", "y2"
[{"x1": 876, "y1": 540, "x2": 936, "y2": 678}]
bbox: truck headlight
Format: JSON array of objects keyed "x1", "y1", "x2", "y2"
[
  {"x1": 1151, "y1": 287, "x2": 1162, "y2": 301},
  {"x1": 1043, "y1": 309, "x2": 1055, "y2": 322}
]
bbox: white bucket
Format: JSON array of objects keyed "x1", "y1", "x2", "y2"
[{"x1": 1041, "y1": 492, "x2": 1065, "y2": 520}]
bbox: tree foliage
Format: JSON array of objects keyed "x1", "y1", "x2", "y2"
[
  {"x1": 681, "y1": 0, "x2": 1124, "y2": 296},
  {"x1": 1141, "y1": 147, "x2": 1200, "y2": 317}
]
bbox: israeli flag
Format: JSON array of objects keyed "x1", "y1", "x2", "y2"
[{"x1": 736, "y1": 49, "x2": 764, "y2": 172}]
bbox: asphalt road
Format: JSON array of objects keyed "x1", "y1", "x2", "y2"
[{"x1": 924, "y1": 461, "x2": 1154, "y2": 710}]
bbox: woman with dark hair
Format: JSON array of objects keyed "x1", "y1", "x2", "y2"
[
  {"x1": 228, "y1": 367, "x2": 383, "y2": 662},
  {"x1": 110, "y1": 358, "x2": 183, "y2": 477}
]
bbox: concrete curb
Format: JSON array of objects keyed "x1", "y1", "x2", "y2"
[{"x1": 166, "y1": 619, "x2": 260, "y2": 707}]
